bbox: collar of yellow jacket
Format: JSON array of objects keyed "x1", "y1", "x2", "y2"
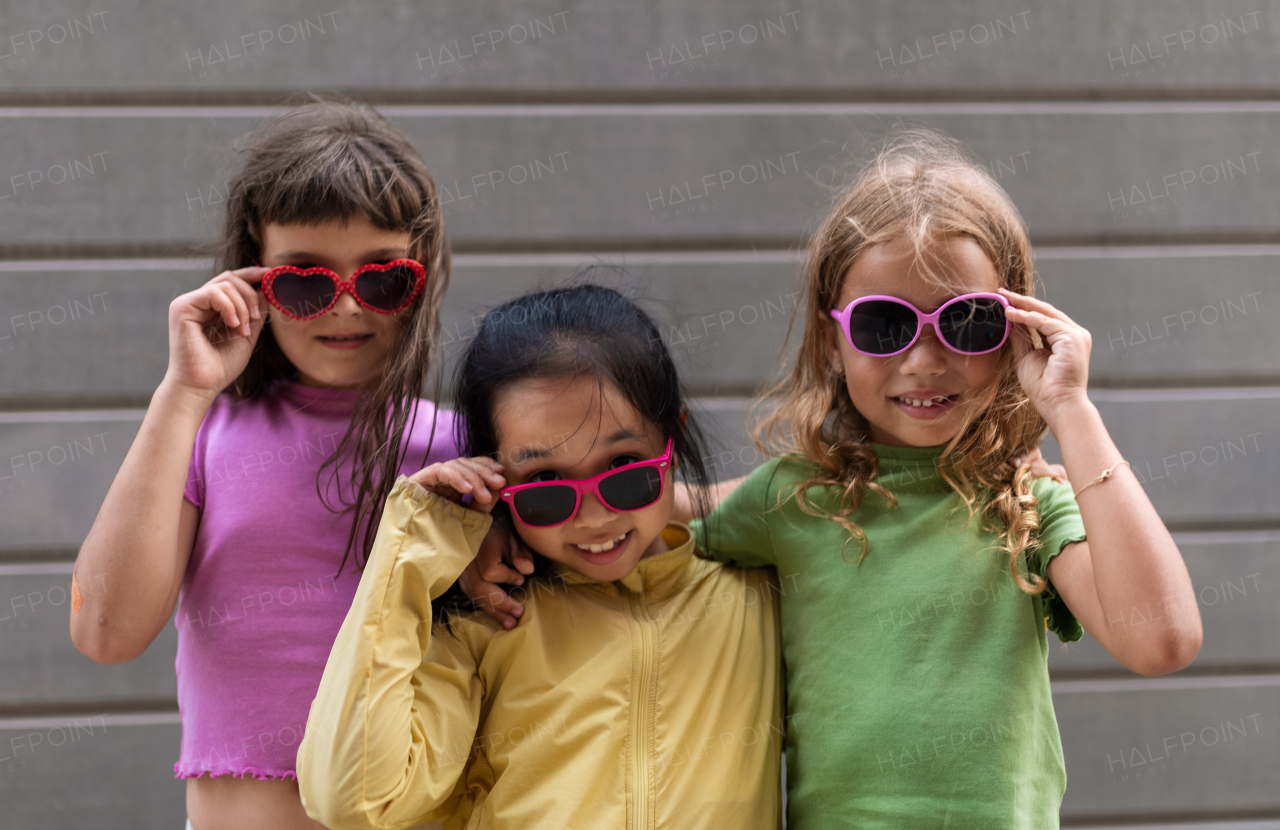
[{"x1": 549, "y1": 523, "x2": 698, "y2": 601}]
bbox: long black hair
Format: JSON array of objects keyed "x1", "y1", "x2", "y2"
[{"x1": 437, "y1": 279, "x2": 716, "y2": 620}]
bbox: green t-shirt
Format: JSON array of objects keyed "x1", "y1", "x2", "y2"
[{"x1": 693, "y1": 444, "x2": 1087, "y2": 830}]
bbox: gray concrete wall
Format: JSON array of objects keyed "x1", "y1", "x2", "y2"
[{"x1": 1, "y1": 1, "x2": 1277, "y2": 826}]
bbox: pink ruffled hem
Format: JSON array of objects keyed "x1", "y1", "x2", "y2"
[{"x1": 174, "y1": 763, "x2": 298, "y2": 782}]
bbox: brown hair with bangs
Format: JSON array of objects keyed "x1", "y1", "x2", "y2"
[
  {"x1": 755, "y1": 128, "x2": 1050, "y2": 593},
  {"x1": 215, "y1": 94, "x2": 450, "y2": 572}
]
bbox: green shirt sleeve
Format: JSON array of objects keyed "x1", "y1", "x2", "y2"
[
  {"x1": 690, "y1": 458, "x2": 783, "y2": 568},
  {"x1": 1029, "y1": 476, "x2": 1088, "y2": 643}
]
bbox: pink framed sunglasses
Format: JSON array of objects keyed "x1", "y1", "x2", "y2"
[
  {"x1": 830, "y1": 292, "x2": 1010, "y2": 357},
  {"x1": 499, "y1": 437, "x2": 674, "y2": 528},
  {"x1": 255, "y1": 259, "x2": 426, "y2": 321}
]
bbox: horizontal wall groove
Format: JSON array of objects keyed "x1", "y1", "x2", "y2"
[
  {"x1": 1052, "y1": 674, "x2": 1280, "y2": 694},
  {"x1": 0, "y1": 701, "x2": 179, "y2": 727},
  {"x1": 0, "y1": 699, "x2": 177, "y2": 723},
  {"x1": 1062, "y1": 809, "x2": 1280, "y2": 828},
  {"x1": 0, "y1": 547, "x2": 80, "y2": 565},
  {"x1": 8, "y1": 244, "x2": 1280, "y2": 271},
  {"x1": 9, "y1": 234, "x2": 1280, "y2": 262},
  {"x1": 4, "y1": 383, "x2": 1280, "y2": 415},
  {"x1": 6, "y1": 378, "x2": 1280, "y2": 417},
  {"x1": 3, "y1": 89, "x2": 1280, "y2": 109},
  {"x1": 1050, "y1": 665, "x2": 1280, "y2": 684}
]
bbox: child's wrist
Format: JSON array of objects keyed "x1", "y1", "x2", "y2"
[
  {"x1": 1041, "y1": 395, "x2": 1100, "y2": 437},
  {"x1": 155, "y1": 377, "x2": 219, "y2": 419}
]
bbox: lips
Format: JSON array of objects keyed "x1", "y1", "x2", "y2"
[
  {"x1": 891, "y1": 392, "x2": 960, "y2": 420},
  {"x1": 316, "y1": 332, "x2": 374, "y2": 350}
]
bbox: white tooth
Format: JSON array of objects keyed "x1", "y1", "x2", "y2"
[
  {"x1": 578, "y1": 533, "x2": 628, "y2": 554},
  {"x1": 922, "y1": 398, "x2": 933, "y2": 407}
]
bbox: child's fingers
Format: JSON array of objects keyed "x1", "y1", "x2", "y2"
[
  {"x1": 476, "y1": 525, "x2": 525, "y2": 587},
  {"x1": 457, "y1": 563, "x2": 523, "y2": 630},
  {"x1": 999, "y1": 288, "x2": 1084, "y2": 330},
  {"x1": 410, "y1": 461, "x2": 489, "y2": 505},
  {"x1": 226, "y1": 265, "x2": 269, "y2": 284},
  {"x1": 449, "y1": 465, "x2": 492, "y2": 500},
  {"x1": 1008, "y1": 313, "x2": 1040, "y2": 360},
  {"x1": 457, "y1": 457, "x2": 506, "y2": 488},
  {"x1": 1004, "y1": 307, "x2": 1077, "y2": 345},
  {"x1": 222, "y1": 268, "x2": 266, "y2": 321},
  {"x1": 204, "y1": 285, "x2": 245, "y2": 333},
  {"x1": 462, "y1": 454, "x2": 505, "y2": 474},
  {"x1": 485, "y1": 589, "x2": 525, "y2": 630},
  {"x1": 481, "y1": 559, "x2": 528, "y2": 588},
  {"x1": 219, "y1": 284, "x2": 253, "y2": 337},
  {"x1": 511, "y1": 543, "x2": 536, "y2": 576}
]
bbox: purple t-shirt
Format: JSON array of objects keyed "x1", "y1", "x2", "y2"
[{"x1": 176, "y1": 380, "x2": 457, "y2": 780}]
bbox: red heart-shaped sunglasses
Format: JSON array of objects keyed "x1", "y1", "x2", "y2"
[{"x1": 253, "y1": 259, "x2": 427, "y2": 321}]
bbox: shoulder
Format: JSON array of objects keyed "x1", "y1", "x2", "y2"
[
  {"x1": 431, "y1": 608, "x2": 503, "y2": 657},
  {"x1": 732, "y1": 455, "x2": 825, "y2": 515},
  {"x1": 740, "y1": 454, "x2": 815, "y2": 496},
  {"x1": 1029, "y1": 475, "x2": 1078, "y2": 511},
  {"x1": 195, "y1": 392, "x2": 260, "y2": 439}
]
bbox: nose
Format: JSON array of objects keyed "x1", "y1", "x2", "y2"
[
  {"x1": 574, "y1": 493, "x2": 615, "y2": 529},
  {"x1": 329, "y1": 288, "x2": 364, "y2": 316},
  {"x1": 898, "y1": 323, "x2": 948, "y2": 376}
]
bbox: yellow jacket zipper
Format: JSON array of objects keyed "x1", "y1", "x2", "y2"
[{"x1": 631, "y1": 593, "x2": 654, "y2": 830}]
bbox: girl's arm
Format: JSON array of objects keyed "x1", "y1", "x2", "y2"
[
  {"x1": 71, "y1": 268, "x2": 265, "y2": 663},
  {"x1": 460, "y1": 473, "x2": 753, "y2": 630},
  {"x1": 1003, "y1": 289, "x2": 1203, "y2": 676},
  {"x1": 461, "y1": 445, "x2": 1065, "y2": 628},
  {"x1": 298, "y1": 464, "x2": 501, "y2": 829}
]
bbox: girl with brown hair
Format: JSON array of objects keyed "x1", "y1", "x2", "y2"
[{"x1": 71, "y1": 97, "x2": 457, "y2": 830}]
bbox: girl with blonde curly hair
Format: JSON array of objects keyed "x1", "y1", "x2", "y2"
[{"x1": 695, "y1": 128, "x2": 1203, "y2": 827}]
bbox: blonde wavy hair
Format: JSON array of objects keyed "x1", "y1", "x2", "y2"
[{"x1": 755, "y1": 129, "x2": 1050, "y2": 593}]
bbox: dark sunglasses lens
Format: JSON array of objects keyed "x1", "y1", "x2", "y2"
[
  {"x1": 938, "y1": 298, "x2": 1007, "y2": 353},
  {"x1": 597, "y1": 466, "x2": 663, "y2": 512},
  {"x1": 847, "y1": 300, "x2": 918, "y2": 354},
  {"x1": 512, "y1": 486, "x2": 578, "y2": 526},
  {"x1": 356, "y1": 265, "x2": 417, "y2": 311},
  {"x1": 271, "y1": 272, "x2": 335, "y2": 318}
]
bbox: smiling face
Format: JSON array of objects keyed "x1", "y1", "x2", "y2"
[
  {"x1": 823, "y1": 235, "x2": 1007, "y2": 448},
  {"x1": 491, "y1": 374, "x2": 675, "y2": 583},
  {"x1": 259, "y1": 216, "x2": 412, "y2": 389}
]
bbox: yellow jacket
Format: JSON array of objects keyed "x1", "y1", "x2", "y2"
[{"x1": 298, "y1": 477, "x2": 784, "y2": 830}]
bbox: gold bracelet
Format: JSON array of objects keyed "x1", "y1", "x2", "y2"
[{"x1": 1072, "y1": 459, "x2": 1130, "y2": 499}]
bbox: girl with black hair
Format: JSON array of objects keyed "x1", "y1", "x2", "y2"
[{"x1": 297, "y1": 284, "x2": 785, "y2": 829}]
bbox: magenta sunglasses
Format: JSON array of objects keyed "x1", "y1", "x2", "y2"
[
  {"x1": 499, "y1": 438, "x2": 674, "y2": 528},
  {"x1": 830, "y1": 292, "x2": 1011, "y2": 357}
]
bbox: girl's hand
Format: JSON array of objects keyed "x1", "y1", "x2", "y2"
[
  {"x1": 1000, "y1": 288, "x2": 1092, "y2": 427},
  {"x1": 409, "y1": 457, "x2": 506, "y2": 513},
  {"x1": 459, "y1": 514, "x2": 537, "y2": 629},
  {"x1": 164, "y1": 267, "x2": 268, "y2": 401}
]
